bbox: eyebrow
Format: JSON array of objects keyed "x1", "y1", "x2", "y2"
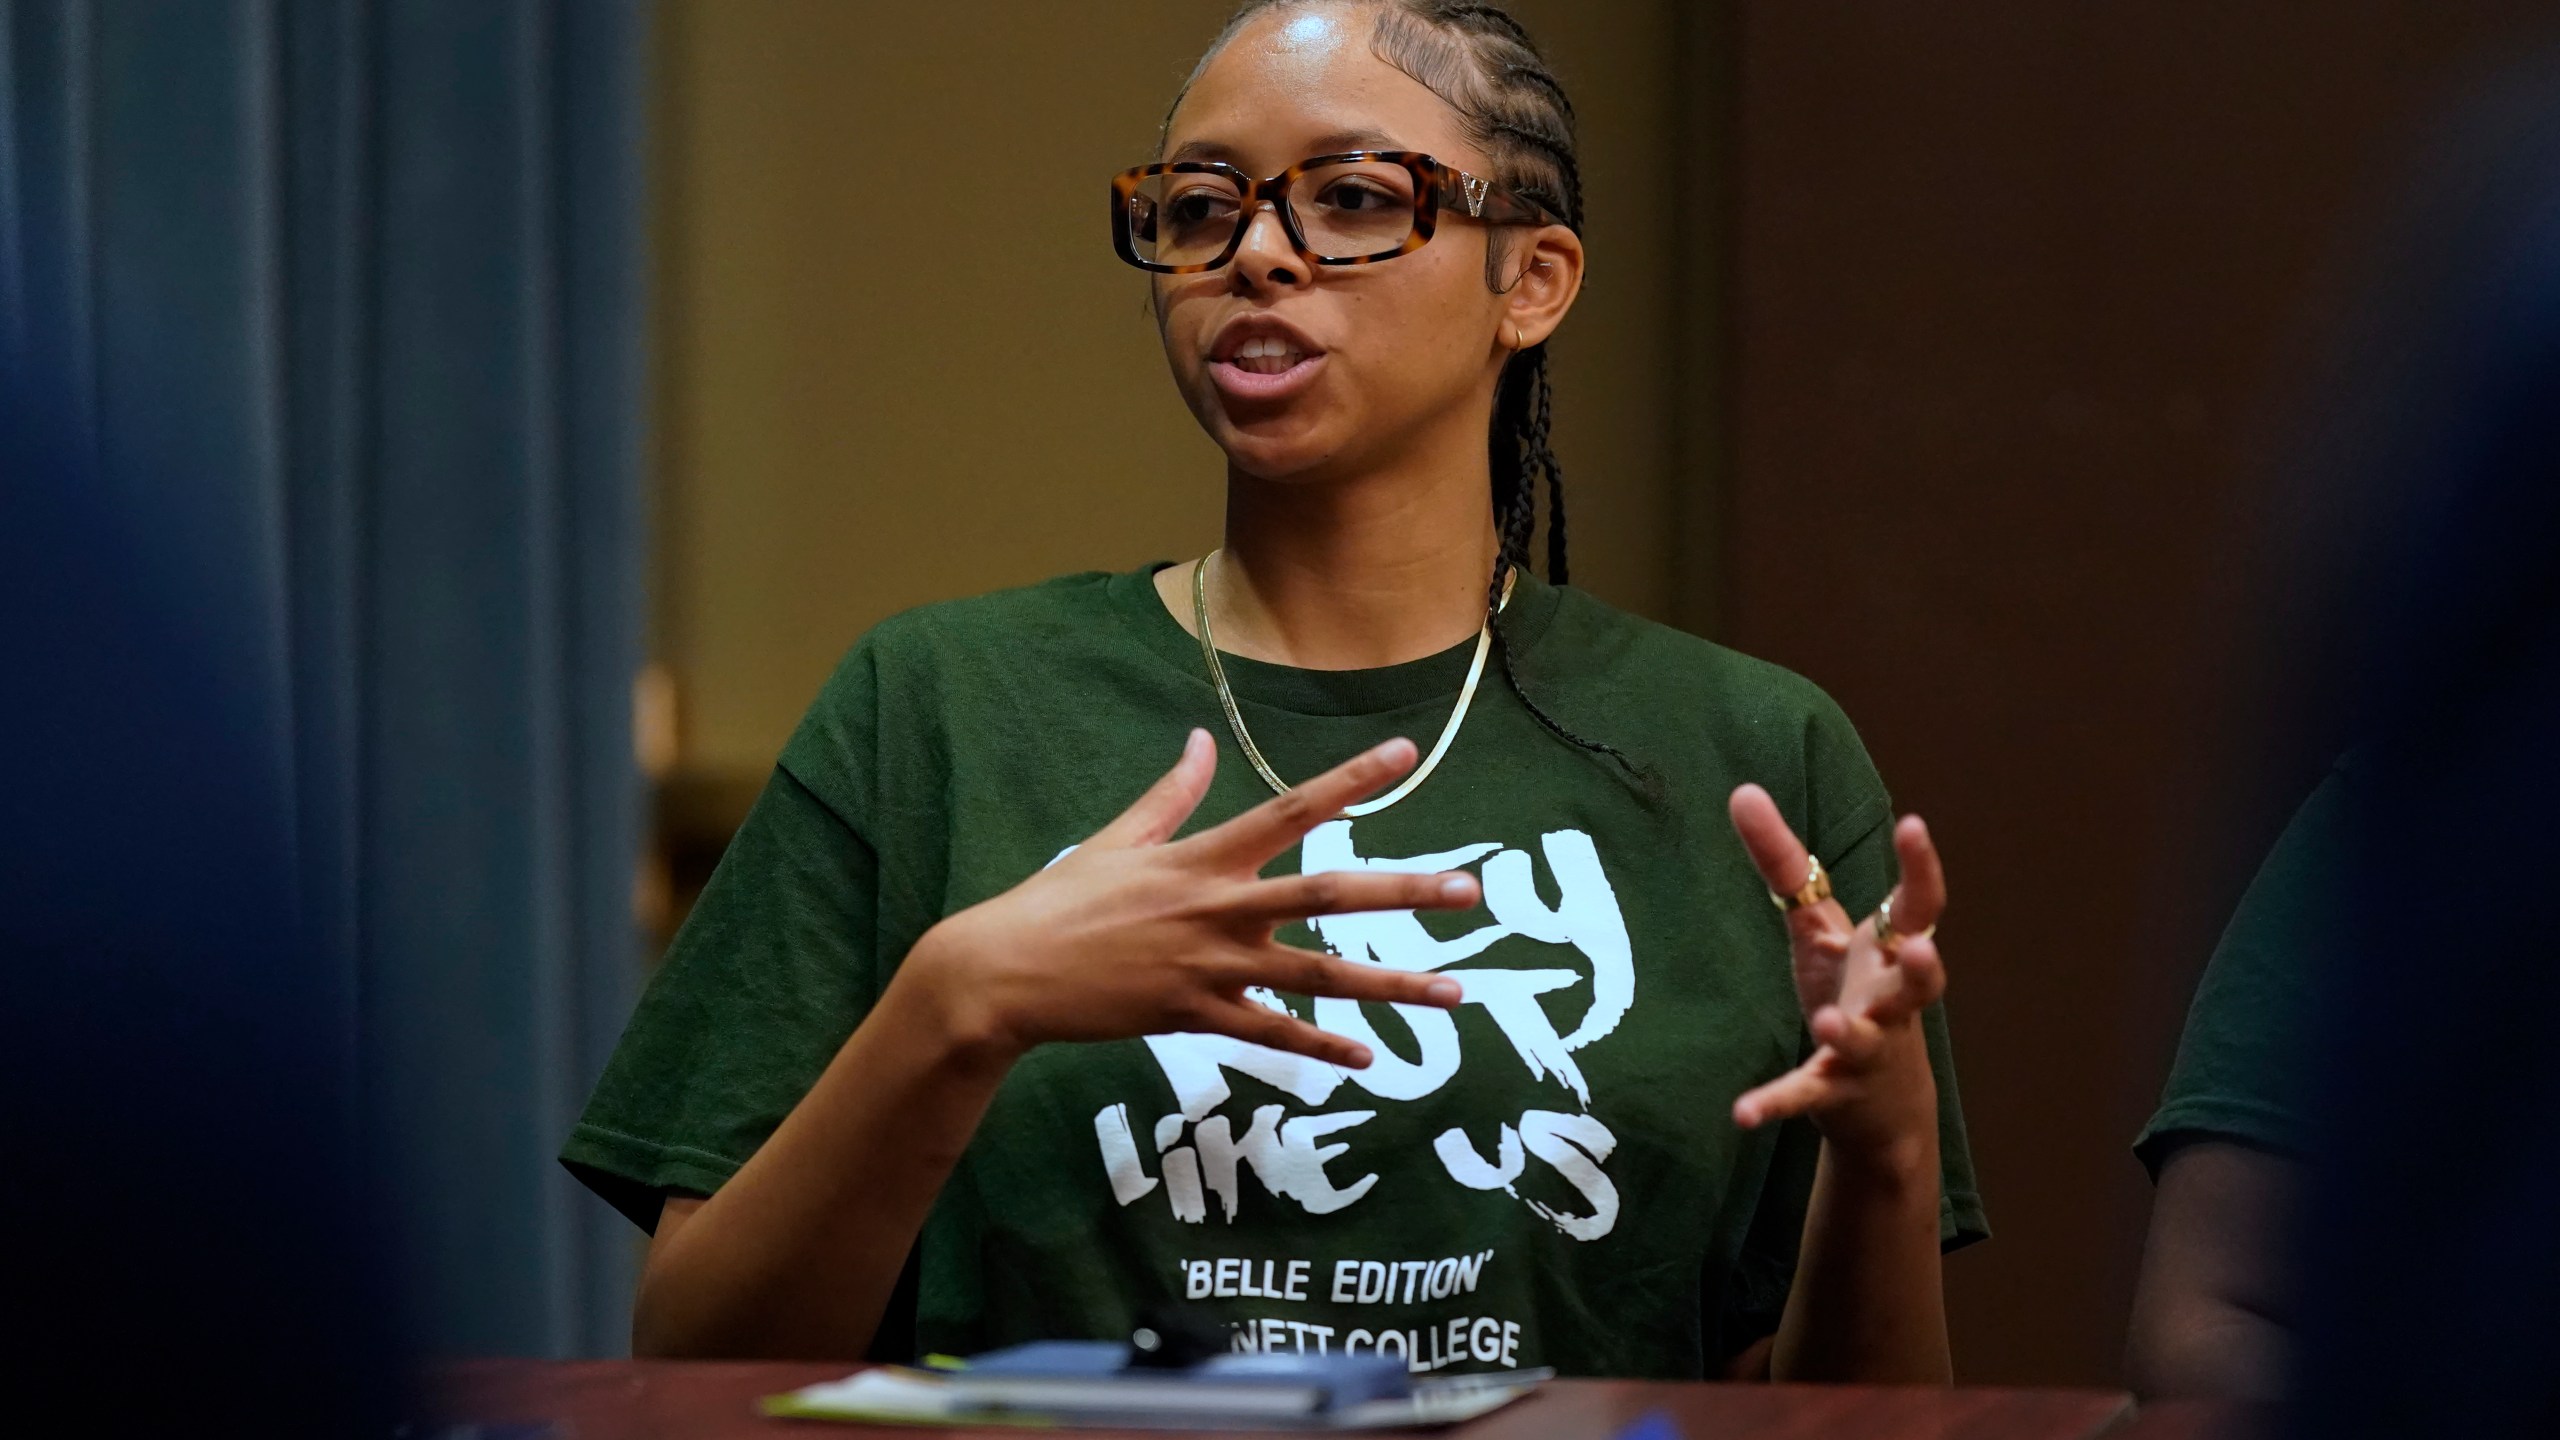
[{"x1": 1167, "y1": 128, "x2": 1404, "y2": 166}]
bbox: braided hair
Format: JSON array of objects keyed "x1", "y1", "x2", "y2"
[{"x1": 1180, "y1": 0, "x2": 1646, "y2": 783}]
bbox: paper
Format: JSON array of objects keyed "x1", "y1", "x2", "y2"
[{"x1": 764, "y1": 1365, "x2": 1549, "y2": 1431}]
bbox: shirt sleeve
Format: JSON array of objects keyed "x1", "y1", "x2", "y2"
[
  {"x1": 560, "y1": 763, "x2": 884, "y2": 1232},
  {"x1": 2134, "y1": 764, "x2": 2344, "y2": 1174},
  {"x1": 560, "y1": 628, "x2": 919, "y2": 1234}
]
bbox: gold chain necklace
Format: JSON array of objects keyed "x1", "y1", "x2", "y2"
[{"x1": 1191, "y1": 550, "x2": 1514, "y2": 819}]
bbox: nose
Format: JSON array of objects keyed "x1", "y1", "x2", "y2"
[{"x1": 1229, "y1": 200, "x2": 1309, "y2": 292}]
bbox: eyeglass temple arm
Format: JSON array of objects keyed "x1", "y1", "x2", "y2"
[{"x1": 1487, "y1": 191, "x2": 1565, "y2": 226}]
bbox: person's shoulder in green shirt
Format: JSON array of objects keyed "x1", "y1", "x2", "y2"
[{"x1": 2137, "y1": 761, "x2": 2351, "y2": 1171}]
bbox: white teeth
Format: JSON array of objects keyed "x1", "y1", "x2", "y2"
[{"x1": 1226, "y1": 334, "x2": 1304, "y2": 371}]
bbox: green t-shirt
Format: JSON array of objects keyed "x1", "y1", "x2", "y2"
[
  {"x1": 2134, "y1": 764, "x2": 2345, "y2": 1173},
  {"x1": 565, "y1": 565, "x2": 1986, "y2": 1378}
]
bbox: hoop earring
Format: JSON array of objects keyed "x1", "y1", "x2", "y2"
[{"x1": 1511, "y1": 322, "x2": 1526, "y2": 350}]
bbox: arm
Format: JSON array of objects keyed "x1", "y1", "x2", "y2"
[
  {"x1": 2125, "y1": 1140, "x2": 2297, "y2": 1401},
  {"x1": 1730, "y1": 788, "x2": 1956, "y2": 1383},
  {"x1": 632, "y1": 732, "x2": 1479, "y2": 1359},
  {"x1": 633, "y1": 962, "x2": 1009, "y2": 1359},
  {"x1": 1773, "y1": 1087, "x2": 1950, "y2": 1382}
]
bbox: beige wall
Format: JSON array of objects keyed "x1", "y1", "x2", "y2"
[{"x1": 654, "y1": 0, "x2": 1685, "y2": 779}]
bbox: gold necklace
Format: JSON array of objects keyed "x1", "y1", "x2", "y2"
[{"x1": 1191, "y1": 550, "x2": 1514, "y2": 819}]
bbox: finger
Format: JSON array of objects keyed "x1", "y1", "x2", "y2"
[
  {"x1": 1861, "y1": 934, "x2": 1947, "y2": 1028},
  {"x1": 1731, "y1": 784, "x2": 1853, "y2": 963},
  {"x1": 1810, "y1": 1004, "x2": 1888, "y2": 1066},
  {"x1": 1089, "y1": 729, "x2": 1216, "y2": 849},
  {"x1": 1884, "y1": 814, "x2": 1948, "y2": 936},
  {"x1": 1186, "y1": 737, "x2": 1419, "y2": 868},
  {"x1": 1236, "y1": 944, "x2": 1464, "y2": 1009},
  {"x1": 1227, "y1": 868, "x2": 1481, "y2": 924},
  {"x1": 1733, "y1": 1057, "x2": 1833, "y2": 1130},
  {"x1": 1197, "y1": 996, "x2": 1377, "y2": 1069},
  {"x1": 1728, "y1": 783, "x2": 1821, "y2": 904}
]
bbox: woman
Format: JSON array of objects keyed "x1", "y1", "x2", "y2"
[{"x1": 566, "y1": 0, "x2": 1983, "y2": 1382}]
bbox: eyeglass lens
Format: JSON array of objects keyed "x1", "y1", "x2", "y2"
[{"x1": 1126, "y1": 159, "x2": 1420, "y2": 267}]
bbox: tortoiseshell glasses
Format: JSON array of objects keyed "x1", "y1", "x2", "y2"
[{"x1": 1110, "y1": 150, "x2": 1566, "y2": 274}]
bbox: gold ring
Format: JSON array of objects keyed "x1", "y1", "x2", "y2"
[
  {"x1": 1767, "y1": 855, "x2": 1832, "y2": 912},
  {"x1": 1512, "y1": 322, "x2": 1525, "y2": 350},
  {"x1": 1875, "y1": 892, "x2": 1936, "y2": 951}
]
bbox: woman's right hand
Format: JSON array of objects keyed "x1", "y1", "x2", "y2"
[{"x1": 896, "y1": 729, "x2": 1475, "y2": 1071}]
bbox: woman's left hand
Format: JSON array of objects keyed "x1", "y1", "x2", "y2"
[{"x1": 1725, "y1": 783, "x2": 1948, "y2": 1167}]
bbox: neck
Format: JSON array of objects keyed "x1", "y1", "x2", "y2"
[{"x1": 1185, "y1": 438, "x2": 1505, "y2": 670}]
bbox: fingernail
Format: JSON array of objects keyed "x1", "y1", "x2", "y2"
[
  {"x1": 1424, "y1": 978, "x2": 1462, "y2": 1005},
  {"x1": 1438, "y1": 874, "x2": 1474, "y2": 901},
  {"x1": 1345, "y1": 1044, "x2": 1373, "y2": 1068}
]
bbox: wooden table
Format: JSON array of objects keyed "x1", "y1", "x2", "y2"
[
  {"x1": 2106, "y1": 1399, "x2": 2267, "y2": 1439},
  {"x1": 437, "y1": 1360, "x2": 2141, "y2": 1438}
]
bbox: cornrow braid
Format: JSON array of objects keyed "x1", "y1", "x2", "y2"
[
  {"x1": 1183, "y1": 0, "x2": 1650, "y2": 789},
  {"x1": 1532, "y1": 345, "x2": 1565, "y2": 580}
]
